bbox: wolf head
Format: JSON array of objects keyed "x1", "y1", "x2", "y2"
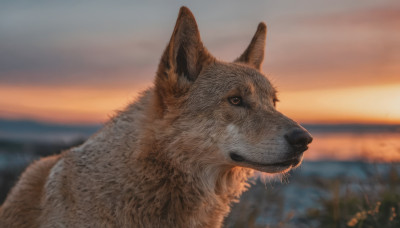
[{"x1": 152, "y1": 7, "x2": 312, "y2": 174}]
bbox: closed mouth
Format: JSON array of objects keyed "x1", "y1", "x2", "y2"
[
  {"x1": 229, "y1": 152, "x2": 301, "y2": 168},
  {"x1": 293, "y1": 146, "x2": 309, "y2": 154}
]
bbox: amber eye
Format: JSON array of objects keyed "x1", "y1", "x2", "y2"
[{"x1": 229, "y1": 96, "x2": 242, "y2": 106}]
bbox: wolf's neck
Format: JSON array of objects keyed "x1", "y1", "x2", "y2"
[{"x1": 128, "y1": 147, "x2": 252, "y2": 227}]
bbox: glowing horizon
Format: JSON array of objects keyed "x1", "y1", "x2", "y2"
[
  {"x1": 1, "y1": 83, "x2": 399, "y2": 125},
  {"x1": 278, "y1": 84, "x2": 400, "y2": 125}
]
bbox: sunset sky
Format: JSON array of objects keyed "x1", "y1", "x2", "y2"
[{"x1": 1, "y1": 0, "x2": 399, "y2": 124}]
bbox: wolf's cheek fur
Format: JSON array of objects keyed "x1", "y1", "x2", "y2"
[{"x1": 217, "y1": 118, "x2": 302, "y2": 173}]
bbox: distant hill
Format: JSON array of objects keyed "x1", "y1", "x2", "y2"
[{"x1": 0, "y1": 119, "x2": 101, "y2": 143}]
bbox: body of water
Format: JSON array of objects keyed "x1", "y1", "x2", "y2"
[{"x1": 306, "y1": 132, "x2": 400, "y2": 162}]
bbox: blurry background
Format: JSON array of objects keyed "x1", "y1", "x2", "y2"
[{"x1": 0, "y1": 0, "x2": 399, "y2": 227}]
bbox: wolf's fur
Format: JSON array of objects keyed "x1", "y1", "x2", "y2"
[{"x1": 0, "y1": 7, "x2": 311, "y2": 228}]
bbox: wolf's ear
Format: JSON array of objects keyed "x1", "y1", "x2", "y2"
[
  {"x1": 156, "y1": 7, "x2": 213, "y2": 88},
  {"x1": 154, "y1": 7, "x2": 213, "y2": 116},
  {"x1": 235, "y1": 22, "x2": 267, "y2": 70}
]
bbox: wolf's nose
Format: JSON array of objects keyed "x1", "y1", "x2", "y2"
[{"x1": 284, "y1": 128, "x2": 313, "y2": 150}]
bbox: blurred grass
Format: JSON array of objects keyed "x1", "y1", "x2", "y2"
[
  {"x1": 303, "y1": 165, "x2": 400, "y2": 228},
  {"x1": 224, "y1": 163, "x2": 400, "y2": 228}
]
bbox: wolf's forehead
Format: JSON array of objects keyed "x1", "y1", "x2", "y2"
[
  {"x1": 230, "y1": 65, "x2": 276, "y2": 97},
  {"x1": 248, "y1": 72, "x2": 275, "y2": 95},
  {"x1": 198, "y1": 62, "x2": 275, "y2": 97}
]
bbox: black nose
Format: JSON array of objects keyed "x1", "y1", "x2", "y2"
[{"x1": 284, "y1": 128, "x2": 313, "y2": 150}]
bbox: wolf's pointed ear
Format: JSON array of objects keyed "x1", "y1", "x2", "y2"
[
  {"x1": 235, "y1": 22, "x2": 267, "y2": 70},
  {"x1": 154, "y1": 6, "x2": 213, "y2": 116},
  {"x1": 156, "y1": 7, "x2": 213, "y2": 87}
]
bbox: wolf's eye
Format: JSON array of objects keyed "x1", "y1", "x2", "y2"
[{"x1": 229, "y1": 96, "x2": 242, "y2": 106}]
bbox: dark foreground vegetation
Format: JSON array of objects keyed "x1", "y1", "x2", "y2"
[{"x1": 226, "y1": 162, "x2": 400, "y2": 228}]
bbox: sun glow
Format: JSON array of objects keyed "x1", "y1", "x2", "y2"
[{"x1": 278, "y1": 84, "x2": 400, "y2": 124}]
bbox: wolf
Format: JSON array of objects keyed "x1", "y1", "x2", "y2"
[{"x1": 0, "y1": 6, "x2": 312, "y2": 228}]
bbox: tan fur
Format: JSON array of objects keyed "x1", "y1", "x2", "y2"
[{"x1": 0, "y1": 7, "x2": 311, "y2": 227}]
